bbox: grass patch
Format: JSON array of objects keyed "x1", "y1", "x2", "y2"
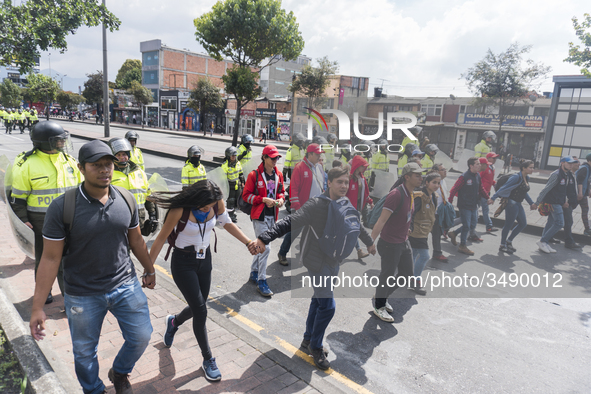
[{"x1": 0, "y1": 326, "x2": 31, "y2": 394}]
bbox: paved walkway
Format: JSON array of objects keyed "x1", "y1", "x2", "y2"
[{"x1": 0, "y1": 200, "x2": 328, "y2": 394}]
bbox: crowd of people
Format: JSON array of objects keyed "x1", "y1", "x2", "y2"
[{"x1": 5, "y1": 120, "x2": 588, "y2": 392}]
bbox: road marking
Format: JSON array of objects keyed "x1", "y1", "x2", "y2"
[
  {"x1": 153, "y1": 262, "x2": 376, "y2": 394},
  {"x1": 1, "y1": 134, "x2": 24, "y2": 141}
]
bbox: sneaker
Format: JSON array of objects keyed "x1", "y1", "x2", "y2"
[
  {"x1": 548, "y1": 238, "x2": 561, "y2": 244},
  {"x1": 546, "y1": 243, "x2": 557, "y2": 253},
  {"x1": 537, "y1": 241, "x2": 550, "y2": 254},
  {"x1": 499, "y1": 245, "x2": 514, "y2": 254},
  {"x1": 357, "y1": 248, "x2": 369, "y2": 259},
  {"x1": 45, "y1": 293, "x2": 53, "y2": 305},
  {"x1": 468, "y1": 235, "x2": 483, "y2": 242},
  {"x1": 413, "y1": 286, "x2": 427, "y2": 296},
  {"x1": 373, "y1": 307, "x2": 394, "y2": 322},
  {"x1": 163, "y1": 315, "x2": 178, "y2": 348},
  {"x1": 249, "y1": 271, "x2": 258, "y2": 284},
  {"x1": 506, "y1": 241, "x2": 517, "y2": 252},
  {"x1": 230, "y1": 216, "x2": 238, "y2": 223},
  {"x1": 277, "y1": 253, "x2": 288, "y2": 266},
  {"x1": 300, "y1": 339, "x2": 329, "y2": 356},
  {"x1": 565, "y1": 242, "x2": 583, "y2": 250},
  {"x1": 432, "y1": 254, "x2": 449, "y2": 262},
  {"x1": 257, "y1": 280, "x2": 273, "y2": 297},
  {"x1": 202, "y1": 357, "x2": 222, "y2": 381},
  {"x1": 108, "y1": 368, "x2": 133, "y2": 394},
  {"x1": 458, "y1": 244, "x2": 474, "y2": 255},
  {"x1": 384, "y1": 300, "x2": 394, "y2": 313},
  {"x1": 309, "y1": 346, "x2": 330, "y2": 370},
  {"x1": 448, "y1": 230, "x2": 457, "y2": 246},
  {"x1": 584, "y1": 229, "x2": 591, "y2": 237},
  {"x1": 486, "y1": 227, "x2": 498, "y2": 232}
]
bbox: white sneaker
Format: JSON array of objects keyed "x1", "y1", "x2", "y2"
[
  {"x1": 546, "y1": 243, "x2": 556, "y2": 253},
  {"x1": 385, "y1": 300, "x2": 393, "y2": 313},
  {"x1": 537, "y1": 241, "x2": 550, "y2": 254},
  {"x1": 374, "y1": 307, "x2": 394, "y2": 322}
]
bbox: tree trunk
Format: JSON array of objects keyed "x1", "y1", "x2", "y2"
[{"x1": 232, "y1": 99, "x2": 242, "y2": 147}]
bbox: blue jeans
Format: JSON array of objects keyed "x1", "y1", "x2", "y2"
[
  {"x1": 563, "y1": 206, "x2": 575, "y2": 245},
  {"x1": 304, "y1": 263, "x2": 338, "y2": 350},
  {"x1": 541, "y1": 204, "x2": 565, "y2": 244},
  {"x1": 251, "y1": 216, "x2": 275, "y2": 280},
  {"x1": 412, "y1": 247, "x2": 431, "y2": 278},
  {"x1": 501, "y1": 199, "x2": 527, "y2": 245},
  {"x1": 65, "y1": 278, "x2": 152, "y2": 394},
  {"x1": 460, "y1": 208, "x2": 478, "y2": 245},
  {"x1": 480, "y1": 197, "x2": 493, "y2": 229},
  {"x1": 278, "y1": 226, "x2": 302, "y2": 257}
]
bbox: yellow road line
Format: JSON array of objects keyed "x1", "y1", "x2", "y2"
[{"x1": 154, "y1": 262, "x2": 374, "y2": 394}]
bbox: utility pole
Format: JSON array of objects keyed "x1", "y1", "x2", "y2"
[
  {"x1": 289, "y1": 72, "x2": 296, "y2": 141},
  {"x1": 102, "y1": 0, "x2": 110, "y2": 137}
]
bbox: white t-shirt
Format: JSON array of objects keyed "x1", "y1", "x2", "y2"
[{"x1": 175, "y1": 210, "x2": 232, "y2": 250}]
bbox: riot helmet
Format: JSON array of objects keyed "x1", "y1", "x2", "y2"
[
  {"x1": 187, "y1": 145, "x2": 204, "y2": 158},
  {"x1": 292, "y1": 133, "x2": 306, "y2": 149},
  {"x1": 30, "y1": 121, "x2": 73, "y2": 153},
  {"x1": 108, "y1": 138, "x2": 133, "y2": 166},
  {"x1": 326, "y1": 133, "x2": 337, "y2": 145},
  {"x1": 125, "y1": 130, "x2": 139, "y2": 147},
  {"x1": 483, "y1": 130, "x2": 497, "y2": 143},
  {"x1": 225, "y1": 146, "x2": 238, "y2": 161},
  {"x1": 241, "y1": 134, "x2": 254, "y2": 145},
  {"x1": 424, "y1": 144, "x2": 439, "y2": 156},
  {"x1": 403, "y1": 143, "x2": 418, "y2": 157},
  {"x1": 312, "y1": 135, "x2": 328, "y2": 145}
]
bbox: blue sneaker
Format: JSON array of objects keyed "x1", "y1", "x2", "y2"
[
  {"x1": 202, "y1": 357, "x2": 222, "y2": 381},
  {"x1": 163, "y1": 315, "x2": 178, "y2": 348},
  {"x1": 249, "y1": 271, "x2": 258, "y2": 284},
  {"x1": 257, "y1": 279, "x2": 273, "y2": 297}
]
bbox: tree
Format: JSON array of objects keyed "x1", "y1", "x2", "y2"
[
  {"x1": 194, "y1": 0, "x2": 304, "y2": 145},
  {"x1": 288, "y1": 56, "x2": 339, "y2": 110},
  {"x1": 188, "y1": 77, "x2": 224, "y2": 132},
  {"x1": 127, "y1": 81, "x2": 153, "y2": 126},
  {"x1": 565, "y1": 13, "x2": 591, "y2": 78},
  {"x1": 119, "y1": 69, "x2": 142, "y2": 90},
  {"x1": 461, "y1": 43, "x2": 551, "y2": 147},
  {"x1": 116, "y1": 59, "x2": 142, "y2": 88},
  {"x1": 56, "y1": 91, "x2": 84, "y2": 111},
  {"x1": 0, "y1": 0, "x2": 120, "y2": 74},
  {"x1": 82, "y1": 71, "x2": 104, "y2": 107},
  {"x1": 25, "y1": 74, "x2": 60, "y2": 114},
  {"x1": 0, "y1": 79, "x2": 23, "y2": 107}
]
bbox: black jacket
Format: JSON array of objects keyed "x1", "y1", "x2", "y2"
[{"x1": 258, "y1": 191, "x2": 374, "y2": 271}]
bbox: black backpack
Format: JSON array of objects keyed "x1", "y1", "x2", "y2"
[
  {"x1": 238, "y1": 170, "x2": 258, "y2": 215},
  {"x1": 494, "y1": 173, "x2": 515, "y2": 191}
]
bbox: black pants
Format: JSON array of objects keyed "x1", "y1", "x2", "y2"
[
  {"x1": 171, "y1": 247, "x2": 213, "y2": 360},
  {"x1": 431, "y1": 214, "x2": 443, "y2": 256},
  {"x1": 374, "y1": 238, "x2": 414, "y2": 309}
]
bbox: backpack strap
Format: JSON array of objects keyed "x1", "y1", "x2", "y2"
[
  {"x1": 164, "y1": 208, "x2": 191, "y2": 261},
  {"x1": 62, "y1": 187, "x2": 78, "y2": 254},
  {"x1": 211, "y1": 203, "x2": 219, "y2": 253},
  {"x1": 112, "y1": 185, "x2": 137, "y2": 214}
]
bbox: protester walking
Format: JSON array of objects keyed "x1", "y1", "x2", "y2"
[
  {"x1": 562, "y1": 157, "x2": 583, "y2": 249},
  {"x1": 431, "y1": 163, "x2": 450, "y2": 262},
  {"x1": 346, "y1": 155, "x2": 374, "y2": 259},
  {"x1": 575, "y1": 153, "x2": 591, "y2": 236},
  {"x1": 480, "y1": 153, "x2": 499, "y2": 232}
]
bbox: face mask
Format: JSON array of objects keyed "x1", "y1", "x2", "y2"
[
  {"x1": 243, "y1": 143, "x2": 251, "y2": 149},
  {"x1": 189, "y1": 157, "x2": 201, "y2": 166},
  {"x1": 192, "y1": 208, "x2": 210, "y2": 222}
]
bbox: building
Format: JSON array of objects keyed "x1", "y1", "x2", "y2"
[
  {"x1": 1, "y1": 59, "x2": 40, "y2": 88},
  {"x1": 541, "y1": 75, "x2": 591, "y2": 169},
  {"x1": 259, "y1": 55, "x2": 311, "y2": 100}
]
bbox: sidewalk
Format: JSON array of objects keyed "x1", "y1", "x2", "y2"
[{"x1": 0, "y1": 200, "x2": 336, "y2": 394}]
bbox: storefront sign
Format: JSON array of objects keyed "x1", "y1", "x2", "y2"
[
  {"x1": 457, "y1": 113, "x2": 545, "y2": 128},
  {"x1": 256, "y1": 108, "x2": 277, "y2": 117},
  {"x1": 277, "y1": 112, "x2": 290, "y2": 121}
]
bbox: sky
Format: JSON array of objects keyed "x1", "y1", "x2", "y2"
[{"x1": 39, "y1": 0, "x2": 589, "y2": 97}]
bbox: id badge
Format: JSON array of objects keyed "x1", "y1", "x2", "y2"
[
  {"x1": 196, "y1": 248, "x2": 206, "y2": 259},
  {"x1": 407, "y1": 211, "x2": 411, "y2": 223}
]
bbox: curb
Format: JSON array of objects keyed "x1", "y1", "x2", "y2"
[{"x1": 0, "y1": 288, "x2": 68, "y2": 394}]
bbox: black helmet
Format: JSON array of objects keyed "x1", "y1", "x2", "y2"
[
  {"x1": 125, "y1": 130, "x2": 139, "y2": 141},
  {"x1": 241, "y1": 134, "x2": 254, "y2": 144},
  {"x1": 108, "y1": 138, "x2": 132, "y2": 156},
  {"x1": 187, "y1": 145, "x2": 204, "y2": 158},
  {"x1": 424, "y1": 144, "x2": 439, "y2": 155},
  {"x1": 403, "y1": 143, "x2": 418, "y2": 157},
  {"x1": 483, "y1": 130, "x2": 497, "y2": 142},
  {"x1": 312, "y1": 135, "x2": 328, "y2": 145},
  {"x1": 225, "y1": 146, "x2": 238, "y2": 160},
  {"x1": 327, "y1": 133, "x2": 337, "y2": 144},
  {"x1": 30, "y1": 121, "x2": 72, "y2": 153},
  {"x1": 293, "y1": 133, "x2": 306, "y2": 149}
]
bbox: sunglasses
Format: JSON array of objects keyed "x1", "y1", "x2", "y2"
[{"x1": 267, "y1": 156, "x2": 279, "y2": 161}]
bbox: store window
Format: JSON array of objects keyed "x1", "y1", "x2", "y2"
[
  {"x1": 161, "y1": 97, "x2": 177, "y2": 110},
  {"x1": 142, "y1": 51, "x2": 159, "y2": 66},
  {"x1": 421, "y1": 104, "x2": 442, "y2": 116}
]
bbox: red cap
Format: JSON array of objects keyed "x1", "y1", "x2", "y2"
[
  {"x1": 478, "y1": 157, "x2": 489, "y2": 165},
  {"x1": 306, "y1": 143, "x2": 325, "y2": 154},
  {"x1": 262, "y1": 145, "x2": 282, "y2": 158},
  {"x1": 486, "y1": 152, "x2": 499, "y2": 159}
]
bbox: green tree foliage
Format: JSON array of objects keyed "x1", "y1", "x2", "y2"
[
  {"x1": 25, "y1": 73, "x2": 60, "y2": 104},
  {"x1": 82, "y1": 71, "x2": 104, "y2": 106},
  {"x1": 0, "y1": 0, "x2": 120, "y2": 74},
  {"x1": 116, "y1": 59, "x2": 142, "y2": 88},
  {"x1": 56, "y1": 91, "x2": 84, "y2": 110},
  {"x1": 0, "y1": 79, "x2": 23, "y2": 107},
  {"x1": 289, "y1": 56, "x2": 339, "y2": 109},
  {"x1": 565, "y1": 13, "x2": 591, "y2": 78},
  {"x1": 194, "y1": 0, "x2": 304, "y2": 145},
  {"x1": 461, "y1": 43, "x2": 551, "y2": 143},
  {"x1": 188, "y1": 77, "x2": 224, "y2": 131},
  {"x1": 127, "y1": 80, "x2": 153, "y2": 124}
]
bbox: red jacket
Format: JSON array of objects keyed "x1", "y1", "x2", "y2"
[
  {"x1": 346, "y1": 155, "x2": 372, "y2": 210},
  {"x1": 479, "y1": 164, "x2": 496, "y2": 194},
  {"x1": 290, "y1": 157, "x2": 324, "y2": 210},
  {"x1": 243, "y1": 162, "x2": 285, "y2": 221}
]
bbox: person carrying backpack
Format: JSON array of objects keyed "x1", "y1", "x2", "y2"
[
  {"x1": 149, "y1": 180, "x2": 257, "y2": 382},
  {"x1": 371, "y1": 162, "x2": 426, "y2": 322},
  {"x1": 253, "y1": 166, "x2": 376, "y2": 371},
  {"x1": 575, "y1": 153, "x2": 591, "y2": 237},
  {"x1": 346, "y1": 155, "x2": 374, "y2": 259}
]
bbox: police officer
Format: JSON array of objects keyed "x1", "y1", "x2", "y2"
[
  {"x1": 421, "y1": 144, "x2": 439, "y2": 171},
  {"x1": 182, "y1": 145, "x2": 207, "y2": 188},
  {"x1": 222, "y1": 146, "x2": 246, "y2": 223},
  {"x1": 4, "y1": 108, "x2": 14, "y2": 133},
  {"x1": 237, "y1": 134, "x2": 254, "y2": 168},
  {"x1": 28, "y1": 108, "x2": 39, "y2": 131},
  {"x1": 401, "y1": 126, "x2": 424, "y2": 149},
  {"x1": 108, "y1": 138, "x2": 158, "y2": 235},
  {"x1": 397, "y1": 143, "x2": 418, "y2": 176},
  {"x1": 0, "y1": 106, "x2": 6, "y2": 131},
  {"x1": 125, "y1": 130, "x2": 145, "y2": 170},
  {"x1": 283, "y1": 133, "x2": 306, "y2": 179},
  {"x1": 475, "y1": 130, "x2": 496, "y2": 158},
  {"x1": 15, "y1": 109, "x2": 26, "y2": 134},
  {"x1": 11, "y1": 121, "x2": 83, "y2": 303},
  {"x1": 369, "y1": 139, "x2": 389, "y2": 189},
  {"x1": 324, "y1": 133, "x2": 338, "y2": 168}
]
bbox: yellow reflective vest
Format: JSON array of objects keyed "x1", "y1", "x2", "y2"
[
  {"x1": 323, "y1": 145, "x2": 335, "y2": 170},
  {"x1": 284, "y1": 145, "x2": 303, "y2": 170},
  {"x1": 237, "y1": 144, "x2": 252, "y2": 167},
  {"x1": 0, "y1": 110, "x2": 7, "y2": 119},
  {"x1": 14, "y1": 112, "x2": 25, "y2": 123},
  {"x1": 130, "y1": 146, "x2": 145, "y2": 171},
  {"x1": 421, "y1": 155, "x2": 434, "y2": 171},
  {"x1": 369, "y1": 151, "x2": 389, "y2": 178},
  {"x1": 221, "y1": 160, "x2": 243, "y2": 190},
  {"x1": 111, "y1": 166, "x2": 150, "y2": 209},
  {"x1": 397, "y1": 154, "x2": 409, "y2": 176},
  {"x1": 11, "y1": 150, "x2": 83, "y2": 213},
  {"x1": 474, "y1": 140, "x2": 491, "y2": 158},
  {"x1": 181, "y1": 162, "x2": 207, "y2": 187}
]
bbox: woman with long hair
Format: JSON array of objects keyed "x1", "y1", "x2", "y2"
[
  {"x1": 149, "y1": 180, "x2": 257, "y2": 382},
  {"x1": 490, "y1": 160, "x2": 537, "y2": 254}
]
